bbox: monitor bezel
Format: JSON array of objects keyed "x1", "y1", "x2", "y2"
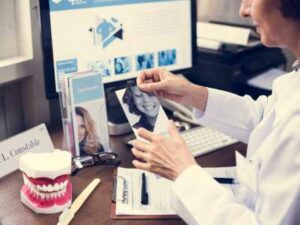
[{"x1": 39, "y1": 0, "x2": 197, "y2": 99}]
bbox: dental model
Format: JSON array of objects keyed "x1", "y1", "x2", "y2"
[{"x1": 19, "y1": 150, "x2": 72, "y2": 214}]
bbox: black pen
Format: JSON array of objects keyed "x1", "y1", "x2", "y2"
[
  {"x1": 141, "y1": 173, "x2": 149, "y2": 205},
  {"x1": 214, "y1": 177, "x2": 235, "y2": 184}
]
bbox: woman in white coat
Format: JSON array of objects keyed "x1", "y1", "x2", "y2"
[{"x1": 131, "y1": 0, "x2": 300, "y2": 224}]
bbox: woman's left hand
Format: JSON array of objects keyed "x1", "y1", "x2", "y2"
[{"x1": 131, "y1": 120, "x2": 197, "y2": 180}]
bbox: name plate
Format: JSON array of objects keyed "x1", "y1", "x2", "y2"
[{"x1": 0, "y1": 124, "x2": 54, "y2": 178}]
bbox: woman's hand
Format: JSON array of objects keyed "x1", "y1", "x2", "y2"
[
  {"x1": 131, "y1": 120, "x2": 197, "y2": 180},
  {"x1": 137, "y1": 68, "x2": 208, "y2": 112}
]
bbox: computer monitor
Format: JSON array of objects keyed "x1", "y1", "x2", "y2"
[{"x1": 39, "y1": 0, "x2": 197, "y2": 134}]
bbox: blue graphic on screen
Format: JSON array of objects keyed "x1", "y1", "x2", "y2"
[
  {"x1": 136, "y1": 53, "x2": 154, "y2": 71},
  {"x1": 114, "y1": 57, "x2": 132, "y2": 75},
  {"x1": 87, "y1": 59, "x2": 112, "y2": 77},
  {"x1": 158, "y1": 49, "x2": 177, "y2": 66},
  {"x1": 90, "y1": 16, "x2": 124, "y2": 48}
]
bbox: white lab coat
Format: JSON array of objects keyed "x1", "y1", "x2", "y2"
[{"x1": 171, "y1": 70, "x2": 300, "y2": 225}]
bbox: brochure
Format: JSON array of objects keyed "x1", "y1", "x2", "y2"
[{"x1": 59, "y1": 71, "x2": 110, "y2": 157}]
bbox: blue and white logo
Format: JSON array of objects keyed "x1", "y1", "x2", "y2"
[{"x1": 90, "y1": 16, "x2": 124, "y2": 49}]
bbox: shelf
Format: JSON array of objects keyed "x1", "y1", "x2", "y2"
[
  {"x1": 0, "y1": 0, "x2": 33, "y2": 69},
  {"x1": 0, "y1": 56, "x2": 32, "y2": 68}
]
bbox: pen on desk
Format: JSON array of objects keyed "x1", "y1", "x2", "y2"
[
  {"x1": 141, "y1": 173, "x2": 149, "y2": 205},
  {"x1": 214, "y1": 177, "x2": 235, "y2": 184}
]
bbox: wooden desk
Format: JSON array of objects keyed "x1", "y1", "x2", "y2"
[{"x1": 0, "y1": 131, "x2": 246, "y2": 225}]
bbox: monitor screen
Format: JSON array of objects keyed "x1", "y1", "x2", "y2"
[{"x1": 40, "y1": 0, "x2": 196, "y2": 99}]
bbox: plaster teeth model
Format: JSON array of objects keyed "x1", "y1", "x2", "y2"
[{"x1": 19, "y1": 150, "x2": 72, "y2": 214}]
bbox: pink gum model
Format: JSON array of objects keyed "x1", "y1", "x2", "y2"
[{"x1": 19, "y1": 150, "x2": 72, "y2": 214}]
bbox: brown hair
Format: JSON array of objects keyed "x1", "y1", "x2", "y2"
[
  {"x1": 279, "y1": 0, "x2": 300, "y2": 20},
  {"x1": 122, "y1": 81, "x2": 142, "y2": 116},
  {"x1": 122, "y1": 87, "x2": 142, "y2": 116},
  {"x1": 75, "y1": 106, "x2": 101, "y2": 154}
]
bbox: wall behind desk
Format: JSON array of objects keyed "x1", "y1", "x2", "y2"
[
  {"x1": 0, "y1": 0, "x2": 50, "y2": 141},
  {"x1": 197, "y1": 0, "x2": 252, "y2": 25}
]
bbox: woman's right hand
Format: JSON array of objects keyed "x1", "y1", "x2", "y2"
[{"x1": 137, "y1": 68, "x2": 209, "y2": 112}]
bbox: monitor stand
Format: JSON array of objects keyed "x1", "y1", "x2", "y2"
[{"x1": 106, "y1": 86, "x2": 132, "y2": 136}]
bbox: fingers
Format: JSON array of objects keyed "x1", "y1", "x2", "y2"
[
  {"x1": 131, "y1": 158, "x2": 161, "y2": 170},
  {"x1": 151, "y1": 167, "x2": 174, "y2": 180},
  {"x1": 132, "y1": 160, "x2": 173, "y2": 180},
  {"x1": 137, "y1": 128, "x2": 154, "y2": 142},
  {"x1": 136, "y1": 71, "x2": 147, "y2": 87},
  {"x1": 137, "y1": 69, "x2": 159, "y2": 85},
  {"x1": 132, "y1": 148, "x2": 147, "y2": 161},
  {"x1": 137, "y1": 69, "x2": 166, "y2": 92},
  {"x1": 168, "y1": 120, "x2": 181, "y2": 140},
  {"x1": 132, "y1": 140, "x2": 151, "y2": 152},
  {"x1": 132, "y1": 159, "x2": 149, "y2": 170},
  {"x1": 143, "y1": 68, "x2": 162, "y2": 81},
  {"x1": 139, "y1": 81, "x2": 166, "y2": 92},
  {"x1": 132, "y1": 147, "x2": 163, "y2": 167},
  {"x1": 132, "y1": 140, "x2": 167, "y2": 165}
]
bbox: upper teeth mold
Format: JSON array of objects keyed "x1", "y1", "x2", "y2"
[{"x1": 19, "y1": 150, "x2": 72, "y2": 214}]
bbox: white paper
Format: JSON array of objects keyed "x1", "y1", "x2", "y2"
[
  {"x1": 197, "y1": 22, "x2": 251, "y2": 46},
  {"x1": 247, "y1": 68, "x2": 285, "y2": 90},
  {"x1": 197, "y1": 38, "x2": 221, "y2": 50},
  {"x1": 204, "y1": 166, "x2": 236, "y2": 178},
  {"x1": 116, "y1": 167, "x2": 176, "y2": 216},
  {"x1": 0, "y1": 124, "x2": 54, "y2": 178}
]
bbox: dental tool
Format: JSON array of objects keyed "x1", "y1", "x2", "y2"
[{"x1": 57, "y1": 178, "x2": 101, "y2": 225}]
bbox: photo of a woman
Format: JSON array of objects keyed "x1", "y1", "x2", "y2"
[
  {"x1": 122, "y1": 85, "x2": 160, "y2": 132},
  {"x1": 75, "y1": 106, "x2": 104, "y2": 156},
  {"x1": 114, "y1": 57, "x2": 132, "y2": 75}
]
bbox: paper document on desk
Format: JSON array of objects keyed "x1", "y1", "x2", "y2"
[
  {"x1": 247, "y1": 68, "x2": 285, "y2": 90},
  {"x1": 115, "y1": 167, "x2": 176, "y2": 216},
  {"x1": 197, "y1": 22, "x2": 251, "y2": 46},
  {"x1": 204, "y1": 167, "x2": 240, "y2": 198}
]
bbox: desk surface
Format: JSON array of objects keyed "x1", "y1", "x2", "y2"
[{"x1": 0, "y1": 130, "x2": 246, "y2": 225}]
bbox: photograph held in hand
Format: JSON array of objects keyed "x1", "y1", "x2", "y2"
[{"x1": 116, "y1": 83, "x2": 169, "y2": 141}]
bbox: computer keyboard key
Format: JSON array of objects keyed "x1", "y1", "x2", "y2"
[{"x1": 181, "y1": 126, "x2": 238, "y2": 157}]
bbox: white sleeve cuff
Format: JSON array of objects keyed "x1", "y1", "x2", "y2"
[
  {"x1": 192, "y1": 108, "x2": 205, "y2": 121},
  {"x1": 170, "y1": 165, "x2": 254, "y2": 225},
  {"x1": 191, "y1": 87, "x2": 252, "y2": 143},
  {"x1": 172, "y1": 165, "x2": 216, "y2": 194},
  {"x1": 192, "y1": 88, "x2": 226, "y2": 123}
]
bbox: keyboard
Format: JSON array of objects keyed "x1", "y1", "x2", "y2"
[
  {"x1": 181, "y1": 126, "x2": 238, "y2": 157},
  {"x1": 126, "y1": 126, "x2": 239, "y2": 157}
]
